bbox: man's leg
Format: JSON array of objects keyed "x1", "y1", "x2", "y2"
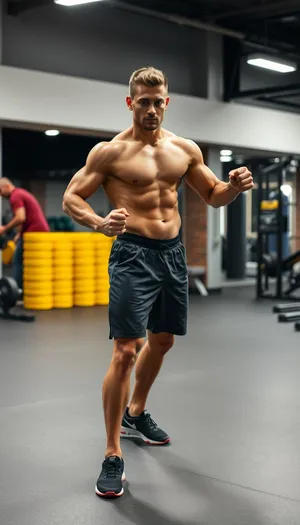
[
  {"x1": 12, "y1": 239, "x2": 23, "y2": 292},
  {"x1": 128, "y1": 332, "x2": 174, "y2": 417},
  {"x1": 102, "y1": 337, "x2": 144, "y2": 458},
  {"x1": 95, "y1": 337, "x2": 144, "y2": 499},
  {"x1": 120, "y1": 332, "x2": 174, "y2": 445}
]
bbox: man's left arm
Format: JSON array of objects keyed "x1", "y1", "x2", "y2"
[
  {"x1": 0, "y1": 207, "x2": 26, "y2": 235},
  {"x1": 184, "y1": 141, "x2": 254, "y2": 208}
]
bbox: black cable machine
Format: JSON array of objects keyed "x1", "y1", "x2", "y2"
[{"x1": 256, "y1": 160, "x2": 288, "y2": 300}]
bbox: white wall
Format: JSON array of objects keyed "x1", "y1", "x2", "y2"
[{"x1": 1, "y1": 65, "x2": 300, "y2": 155}]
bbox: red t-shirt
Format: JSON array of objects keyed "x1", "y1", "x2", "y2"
[{"x1": 9, "y1": 188, "x2": 50, "y2": 235}]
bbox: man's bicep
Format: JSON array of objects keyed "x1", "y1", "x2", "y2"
[
  {"x1": 65, "y1": 167, "x2": 104, "y2": 201},
  {"x1": 184, "y1": 145, "x2": 219, "y2": 201},
  {"x1": 15, "y1": 207, "x2": 26, "y2": 222}
]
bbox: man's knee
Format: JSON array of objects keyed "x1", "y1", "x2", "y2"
[
  {"x1": 149, "y1": 332, "x2": 175, "y2": 356},
  {"x1": 113, "y1": 338, "x2": 144, "y2": 372}
]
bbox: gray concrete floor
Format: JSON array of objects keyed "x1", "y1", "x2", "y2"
[{"x1": 1, "y1": 289, "x2": 300, "y2": 525}]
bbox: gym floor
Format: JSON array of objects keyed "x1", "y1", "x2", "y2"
[{"x1": 1, "y1": 288, "x2": 300, "y2": 525}]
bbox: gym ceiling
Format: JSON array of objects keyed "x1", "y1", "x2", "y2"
[
  {"x1": 5, "y1": 0, "x2": 300, "y2": 111},
  {"x1": 3, "y1": 0, "x2": 300, "y2": 178}
]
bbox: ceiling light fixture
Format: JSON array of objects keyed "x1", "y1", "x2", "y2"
[
  {"x1": 220, "y1": 149, "x2": 232, "y2": 156},
  {"x1": 45, "y1": 130, "x2": 60, "y2": 136},
  {"x1": 247, "y1": 53, "x2": 297, "y2": 73},
  {"x1": 55, "y1": 0, "x2": 103, "y2": 6},
  {"x1": 220, "y1": 156, "x2": 232, "y2": 163}
]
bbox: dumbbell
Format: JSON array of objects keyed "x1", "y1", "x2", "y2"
[{"x1": 0, "y1": 277, "x2": 35, "y2": 322}]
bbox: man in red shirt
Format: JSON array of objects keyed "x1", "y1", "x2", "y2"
[{"x1": 0, "y1": 178, "x2": 50, "y2": 290}]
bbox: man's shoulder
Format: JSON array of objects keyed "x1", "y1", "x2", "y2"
[
  {"x1": 88, "y1": 139, "x2": 127, "y2": 167},
  {"x1": 9, "y1": 188, "x2": 24, "y2": 202},
  {"x1": 168, "y1": 132, "x2": 201, "y2": 155}
]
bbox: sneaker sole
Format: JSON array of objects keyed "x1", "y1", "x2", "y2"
[
  {"x1": 95, "y1": 486, "x2": 124, "y2": 498},
  {"x1": 120, "y1": 425, "x2": 170, "y2": 445},
  {"x1": 95, "y1": 472, "x2": 126, "y2": 498}
]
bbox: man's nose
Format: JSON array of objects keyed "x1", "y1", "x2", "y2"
[{"x1": 147, "y1": 106, "x2": 156, "y2": 115}]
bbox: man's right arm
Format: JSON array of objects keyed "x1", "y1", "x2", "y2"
[
  {"x1": 62, "y1": 142, "x2": 129, "y2": 236},
  {"x1": 62, "y1": 143, "x2": 109, "y2": 230}
]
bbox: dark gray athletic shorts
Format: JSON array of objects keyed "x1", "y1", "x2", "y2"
[{"x1": 108, "y1": 232, "x2": 188, "y2": 339}]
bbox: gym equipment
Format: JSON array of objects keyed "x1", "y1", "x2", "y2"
[
  {"x1": 256, "y1": 159, "x2": 297, "y2": 300},
  {"x1": 0, "y1": 277, "x2": 36, "y2": 322},
  {"x1": 261, "y1": 251, "x2": 300, "y2": 297},
  {"x1": 278, "y1": 311, "x2": 300, "y2": 323},
  {"x1": 273, "y1": 303, "x2": 300, "y2": 313}
]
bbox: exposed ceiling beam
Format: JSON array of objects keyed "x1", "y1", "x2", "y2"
[
  {"x1": 257, "y1": 96, "x2": 300, "y2": 111},
  {"x1": 213, "y1": 0, "x2": 300, "y2": 21},
  {"x1": 7, "y1": 0, "x2": 51, "y2": 16},
  {"x1": 232, "y1": 83, "x2": 300, "y2": 100}
]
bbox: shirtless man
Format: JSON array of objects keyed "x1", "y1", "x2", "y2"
[{"x1": 62, "y1": 66, "x2": 253, "y2": 498}]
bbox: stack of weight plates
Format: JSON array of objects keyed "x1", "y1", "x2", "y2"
[
  {"x1": 73, "y1": 233, "x2": 96, "y2": 307},
  {"x1": 94, "y1": 235, "x2": 113, "y2": 306},
  {"x1": 23, "y1": 233, "x2": 53, "y2": 310},
  {"x1": 53, "y1": 233, "x2": 74, "y2": 309}
]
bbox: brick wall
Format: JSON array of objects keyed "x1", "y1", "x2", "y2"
[
  {"x1": 184, "y1": 184, "x2": 207, "y2": 269},
  {"x1": 183, "y1": 146, "x2": 208, "y2": 282},
  {"x1": 296, "y1": 171, "x2": 300, "y2": 251}
]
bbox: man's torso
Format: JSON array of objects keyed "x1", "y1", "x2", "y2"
[{"x1": 102, "y1": 130, "x2": 192, "y2": 239}]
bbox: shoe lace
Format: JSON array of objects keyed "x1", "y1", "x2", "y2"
[
  {"x1": 103, "y1": 460, "x2": 121, "y2": 479},
  {"x1": 145, "y1": 412, "x2": 158, "y2": 430}
]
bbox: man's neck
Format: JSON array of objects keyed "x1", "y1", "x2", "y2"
[{"x1": 131, "y1": 124, "x2": 164, "y2": 146}]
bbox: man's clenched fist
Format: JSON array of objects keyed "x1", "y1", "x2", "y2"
[
  {"x1": 229, "y1": 167, "x2": 254, "y2": 193},
  {"x1": 96, "y1": 208, "x2": 129, "y2": 237}
]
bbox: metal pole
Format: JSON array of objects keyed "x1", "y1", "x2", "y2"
[
  {"x1": 276, "y1": 168, "x2": 283, "y2": 298},
  {"x1": 256, "y1": 168, "x2": 263, "y2": 298}
]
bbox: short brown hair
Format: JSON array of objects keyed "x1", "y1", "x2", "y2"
[{"x1": 129, "y1": 66, "x2": 168, "y2": 98}]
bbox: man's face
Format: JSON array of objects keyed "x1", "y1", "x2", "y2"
[
  {"x1": 127, "y1": 84, "x2": 170, "y2": 131},
  {"x1": 0, "y1": 184, "x2": 9, "y2": 198}
]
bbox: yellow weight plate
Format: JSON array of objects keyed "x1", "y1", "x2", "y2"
[
  {"x1": 23, "y1": 263, "x2": 53, "y2": 271},
  {"x1": 53, "y1": 261, "x2": 73, "y2": 268},
  {"x1": 74, "y1": 257, "x2": 95, "y2": 263},
  {"x1": 24, "y1": 297, "x2": 53, "y2": 310},
  {"x1": 24, "y1": 232, "x2": 54, "y2": 240},
  {"x1": 23, "y1": 280, "x2": 53, "y2": 290},
  {"x1": 95, "y1": 281, "x2": 109, "y2": 289},
  {"x1": 23, "y1": 270, "x2": 53, "y2": 280},
  {"x1": 23, "y1": 288, "x2": 53, "y2": 298},
  {"x1": 53, "y1": 296, "x2": 74, "y2": 309},
  {"x1": 74, "y1": 272, "x2": 95, "y2": 280},
  {"x1": 23, "y1": 252, "x2": 53, "y2": 264},
  {"x1": 53, "y1": 285, "x2": 73, "y2": 294},
  {"x1": 95, "y1": 266, "x2": 109, "y2": 273},
  {"x1": 53, "y1": 266, "x2": 73, "y2": 274},
  {"x1": 74, "y1": 282, "x2": 95, "y2": 293},
  {"x1": 95, "y1": 291, "x2": 109, "y2": 300},
  {"x1": 74, "y1": 292, "x2": 95, "y2": 304},
  {"x1": 53, "y1": 248, "x2": 73, "y2": 255},
  {"x1": 2, "y1": 241, "x2": 16, "y2": 265}
]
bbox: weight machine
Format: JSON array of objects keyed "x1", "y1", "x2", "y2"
[{"x1": 256, "y1": 159, "x2": 300, "y2": 300}]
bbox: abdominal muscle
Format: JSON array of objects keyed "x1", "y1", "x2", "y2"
[{"x1": 105, "y1": 180, "x2": 182, "y2": 240}]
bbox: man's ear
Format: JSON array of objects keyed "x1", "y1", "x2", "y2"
[
  {"x1": 126, "y1": 96, "x2": 133, "y2": 111},
  {"x1": 166, "y1": 96, "x2": 170, "y2": 108}
]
